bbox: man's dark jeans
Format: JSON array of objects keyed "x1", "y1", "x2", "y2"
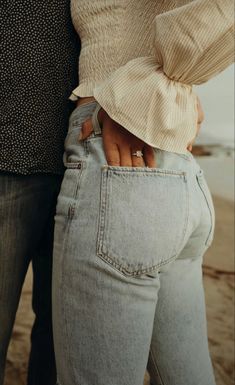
[{"x1": 0, "y1": 172, "x2": 62, "y2": 385}]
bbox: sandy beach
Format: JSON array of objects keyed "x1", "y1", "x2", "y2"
[{"x1": 4, "y1": 154, "x2": 235, "y2": 385}]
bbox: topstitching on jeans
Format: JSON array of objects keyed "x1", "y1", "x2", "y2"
[
  {"x1": 96, "y1": 166, "x2": 189, "y2": 277},
  {"x1": 149, "y1": 349, "x2": 166, "y2": 385},
  {"x1": 59, "y1": 221, "x2": 79, "y2": 385},
  {"x1": 196, "y1": 172, "x2": 214, "y2": 246},
  {"x1": 101, "y1": 165, "x2": 187, "y2": 177}
]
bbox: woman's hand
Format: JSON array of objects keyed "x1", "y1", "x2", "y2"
[
  {"x1": 80, "y1": 108, "x2": 156, "y2": 168},
  {"x1": 80, "y1": 96, "x2": 204, "y2": 165}
]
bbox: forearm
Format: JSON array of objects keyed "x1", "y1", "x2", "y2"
[
  {"x1": 154, "y1": 0, "x2": 234, "y2": 84},
  {"x1": 94, "y1": 0, "x2": 233, "y2": 152}
]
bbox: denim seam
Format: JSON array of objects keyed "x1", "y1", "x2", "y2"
[
  {"x1": 83, "y1": 140, "x2": 90, "y2": 156},
  {"x1": 65, "y1": 129, "x2": 90, "y2": 159},
  {"x1": 177, "y1": 172, "x2": 190, "y2": 254},
  {"x1": 103, "y1": 165, "x2": 186, "y2": 177},
  {"x1": 56, "y1": 221, "x2": 71, "y2": 384},
  {"x1": 60, "y1": 220, "x2": 79, "y2": 385},
  {"x1": 66, "y1": 160, "x2": 86, "y2": 220},
  {"x1": 196, "y1": 173, "x2": 214, "y2": 246},
  {"x1": 96, "y1": 169, "x2": 189, "y2": 277},
  {"x1": 149, "y1": 348, "x2": 165, "y2": 385},
  {"x1": 97, "y1": 166, "x2": 108, "y2": 257}
]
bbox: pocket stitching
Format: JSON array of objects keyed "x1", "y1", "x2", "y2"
[
  {"x1": 97, "y1": 167, "x2": 109, "y2": 257},
  {"x1": 96, "y1": 167, "x2": 189, "y2": 276},
  {"x1": 103, "y1": 165, "x2": 186, "y2": 177}
]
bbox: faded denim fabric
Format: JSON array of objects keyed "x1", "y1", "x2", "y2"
[
  {"x1": 0, "y1": 173, "x2": 61, "y2": 385},
  {"x1": 52, "y1": 102, "x2": 216, "y2": 385}
]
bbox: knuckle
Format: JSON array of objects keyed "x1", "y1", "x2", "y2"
[{"x1": 106, "y1": 158, "x2": 120, "y2": 166}]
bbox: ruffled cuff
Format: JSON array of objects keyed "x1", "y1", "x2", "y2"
[{"x1": 94, "y1": 56, "x2": 198, "y2": 153}]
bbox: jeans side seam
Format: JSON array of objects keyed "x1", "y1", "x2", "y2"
[
  {"x1": 60, "y1": 221, "x2": 78, "y2": 385},
  {"x1": 97, "y1": 166, "x2": 108, "y2": 256},
  {"x1": 176, "y1": 174, "x2": 190, "y2": 254},
  {"x1": 149, "y1": 348, "x2": 166, "y2": 385},
  {"x1": 196, "y1": 175, "x2": 214, "y2": 246}
]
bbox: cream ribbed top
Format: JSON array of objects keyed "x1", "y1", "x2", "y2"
[{"x1": 70, "y1": 0, "x2": 234, "y2": 153}]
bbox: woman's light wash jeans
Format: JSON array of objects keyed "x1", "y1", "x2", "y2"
[{"x1": 52, "y1": 102, "x2": 216, "y2": 385}]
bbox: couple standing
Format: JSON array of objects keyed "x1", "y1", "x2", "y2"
[{"x1": 0, "y1": 1, "x2": 234, "y2": 385}]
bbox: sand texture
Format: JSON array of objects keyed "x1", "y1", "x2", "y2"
[{"x1": 4, "y1": 196, "x2": 234, "y2": 385}]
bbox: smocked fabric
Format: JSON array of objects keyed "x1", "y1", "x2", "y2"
[{"x1": 70, "y1": 0, "x2": 234, "y2": 153}]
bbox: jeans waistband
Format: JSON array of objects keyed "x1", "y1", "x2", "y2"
[{"x1": 69, "y1": 101, "x2": 200, "y2": 174}]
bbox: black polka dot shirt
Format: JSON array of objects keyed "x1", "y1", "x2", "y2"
[{"x1": 0, "y1": 1, "x2": 80, "y2": 175}]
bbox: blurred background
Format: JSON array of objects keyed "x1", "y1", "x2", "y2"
[{"x1": 5, "y1": 65, "x2": 234, "y2": 385}]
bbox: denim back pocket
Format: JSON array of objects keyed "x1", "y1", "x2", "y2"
[
  {"x1": 97, "y1": 166, "x2": 189, "y2": 277},
  {"x1": 196, "y1": 170, "x2": 215, "y2": 247}
]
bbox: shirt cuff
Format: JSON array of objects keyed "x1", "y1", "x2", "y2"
[{"x1": 94, "y1": 57, "x2": 198, "y2": 153}]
